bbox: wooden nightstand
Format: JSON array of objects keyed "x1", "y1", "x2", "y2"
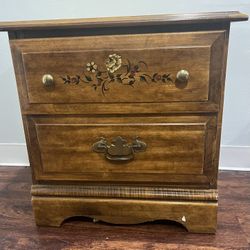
[{"x1": 0, "y1": 11, "x2": 248, "y2": 233}]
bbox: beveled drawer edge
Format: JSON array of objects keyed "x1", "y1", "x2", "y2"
[
  {"x1": 31, "y1": 184, "x2": 218, "y2": 201},
  {"x1": 11, "y1": 31, "x2": 224, "y2": 108}
]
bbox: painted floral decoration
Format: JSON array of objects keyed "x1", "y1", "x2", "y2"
[
  {"x1": 60, "y1": 53, "x2": 174, "y2": 95},
  {"x1": 86, "y1": 61, "x2": 98, "y2": 73},
  {"x1": 105, "y1": 54, "x2": 122, "y2": 73}
]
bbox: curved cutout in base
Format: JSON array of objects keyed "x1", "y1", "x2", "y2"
[
  {"x1": 60, "y1": 216, "x2": 188, "y2": 232},
  {"x1": 32, "y1": 196, "x2": 217, "y2": 233}
]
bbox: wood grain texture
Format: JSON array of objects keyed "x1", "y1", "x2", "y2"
[
  {"x1": 17, "y1": 102, "x2": 220, "y2": 115},
  {"x1": 27, "y1": 115, "x2": 217, "y2": 187},
  {"x1": 7, "y1": 22, "x2": 232, "y2": 40},
  {"x1": 4, "y1": 12, "x2": 248, "y2": 234},
  {"x1": 31, "y1": 185, "x2": 218, "y2": 201},
  {"x1": 11, "y1": 31, "x2": 224, "y2": 107},
  {"x1": 0, "y1": 11, "x2": 248, "y2": 31},
  {"x1": 32, "y1": 197, "x2": 218, "y2": 233},
  {"x1": 9, "y1": 30, "x2": 226, "y2": 115},
  {"x1": 0, "y1": 167, "x2": 250, "y2": 249}
]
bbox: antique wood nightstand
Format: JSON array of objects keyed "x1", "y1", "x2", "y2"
[{"x1": 0, "y1": 11, "x2": 248, "y2": 233}]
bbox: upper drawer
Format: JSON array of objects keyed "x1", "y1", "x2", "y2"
[{"x1": 12, "y1": 31, "x2": 225, "y2": 105}]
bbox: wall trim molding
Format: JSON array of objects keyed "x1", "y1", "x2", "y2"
[
  {"x1": 0, "y1": 143, "x2": 250, "y2": 171},
  {"x1": 0, "y1": 143, "x2": 29, "y2": 166},
  {"x1": 219, "y1": 145, "x2": 250, "y2": 171}
]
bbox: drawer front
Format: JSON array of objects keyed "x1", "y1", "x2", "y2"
[
  {"x1": 13, "y1": 31, "x2": 225, "y2": 105},
  {"x1": 27, "y1": 115, "x2": 217, "y2": 187}
]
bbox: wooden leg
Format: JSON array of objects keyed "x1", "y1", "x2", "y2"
[{"x1": 32, "y1": 197, "x2": 217, "y2": 233}]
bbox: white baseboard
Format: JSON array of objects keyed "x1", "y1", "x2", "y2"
[
  {"x1": 219, "y1": 145, "x2": 250, "y2": 171},
  {"x1": 0, "y1": 143, "x2": 250, "y2": 171},
  {"x1": 0, "y1": 143, "x2": 29, "y2": 166}
]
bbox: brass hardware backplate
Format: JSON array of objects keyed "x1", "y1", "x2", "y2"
[{"x1": 92, "y1": 136, "x2": 147, "y2": 161}]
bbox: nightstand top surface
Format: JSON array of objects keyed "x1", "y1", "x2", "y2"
[{"x1": 0, "y1": 11, "x2": 248, "y2": 31}]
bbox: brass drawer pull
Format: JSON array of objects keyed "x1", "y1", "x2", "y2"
[
  {"x1": 42, "y1": 74, "x2": 54, "y2": 87},
  {"x1": 176, "y1": 69, "x2": 189, "y2": 83},
  {"x1": 92, "y1": 136, "x2": 147, "y2": 161}
]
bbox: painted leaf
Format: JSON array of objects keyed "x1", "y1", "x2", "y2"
[
  {"x1": 116, "y1": 78, "x2": 122, "y2": 83},
  {"x1": 85, "y1": 75, "x2": 92, "y2": 81},
  {"x1": 140, "y1": 75, "x2": 148, "y2": 83}
]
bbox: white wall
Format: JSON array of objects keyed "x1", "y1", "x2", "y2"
[{"x1": 0, "y1": 0, "x2": 250, "y2": 169}]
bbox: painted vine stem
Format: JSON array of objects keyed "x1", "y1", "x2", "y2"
[{"x1": 60, "y1": 54, "x2": 174, "y2": 95}]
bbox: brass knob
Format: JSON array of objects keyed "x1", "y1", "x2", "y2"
[
  {"x1": 42, "y1": 74, "x2": 54, "y2": 87},
  {"x1": 176, "y1": 70, "x2": 189, "y2": 82}
]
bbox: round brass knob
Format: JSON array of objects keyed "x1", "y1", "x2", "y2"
[
  {"x1": 176, "y1": 70, "x2": 189, "y2": 82},
  {"x1": 42, "y1": 74, "x2": 54, "y2": 87}
]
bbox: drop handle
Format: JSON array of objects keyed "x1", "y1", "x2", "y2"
[
  {"x1": 42, "y1": 74, "x2": 54, "y2": 87},
  {"x1": 176, "y1": 70, "x2": 189, "y2": 83},
  {"x1": 92, "y1": 136, "x2": 147, "y2": 161}
]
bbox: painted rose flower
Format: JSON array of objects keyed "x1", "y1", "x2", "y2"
[
  {"x1": 105, "y1": 54, "x2": 122, "y2": 73},
  {"x1": 86, "y1": 61, "x2": 98, "y2": 73}
]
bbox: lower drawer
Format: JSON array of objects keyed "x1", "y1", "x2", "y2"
[{"x1": 27, "y1": 115, "x2": 217, "y2": 187}]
